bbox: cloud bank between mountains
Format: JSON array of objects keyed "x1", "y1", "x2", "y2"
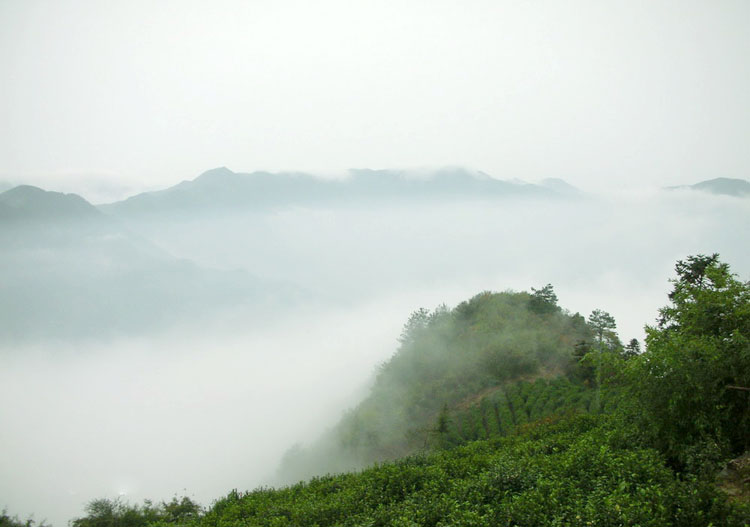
[{"x1": 1, "y1": 167, "x2": 749, "y2": 525}]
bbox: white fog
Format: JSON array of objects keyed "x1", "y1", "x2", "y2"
[
  {"x1": 1, "y1": 182, "x2": 748, "y2": 524},
  {"x1": 2, "y1": 0, "x2": 749, "y2": 524}
]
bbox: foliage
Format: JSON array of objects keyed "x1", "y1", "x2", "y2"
[
  {"x1": 66, "y1": 255, "x2": 750, "y2": 526},
  {"x1": 584, "y1": 308, "x2": 621, "y2": 413},
  {"x1": 429, "y1": 377, "x2": 598, "y2": 449},
  {"x1": 588, "y1": 308, "x2": 621, "y2": 352},
  {"x1": 195, "y1": 416, "x2": 747, "y2": 527},
  {"x1": 528, "y1": 284, "x2": 560, "y2": 315},
  {"x1": 70, "y1": 496, "x2": 201, "y2": 527},
  {"x1": 569, "y1": 339, "x2": 595, "y2": 383},
  {"x1": 630, "y1": 254, "x2": 750, "y2": 470},
  {"x1": 622, "y1": 338, "x2": 641, "y2": 359},
  {"x1": 278, "y1": 290, "x2": 595, "y2": 480},
  {"x1": 0, "y1": 510, "x2": 48, "y2": 527},
  {"x1": 398, "y1": 307, "x2": 431, "y2": 345}
]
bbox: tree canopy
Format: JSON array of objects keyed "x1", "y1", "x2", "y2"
[
  {"x1": 632, "y1": 254, "x2": 750, "y2": 470},
  {"x1": 528, "y1": 284, "x2": 560, "y2": 315}
]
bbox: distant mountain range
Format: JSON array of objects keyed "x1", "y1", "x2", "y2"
[
  {"x1": 0, "y1": 184, "x2": 298, "y2": 343},
  {"x1": 666, "y1": 177, "x2": 750, "y2": 197},
  {"x1": 2, "y1": 169, "x2": 744, "y2": 343},
  {"x1": 99, "y1": 167, "x2": 578, "y2": 217},
  {"x1": 4, "y1": 167, "x2": 579, "y2": 342}
]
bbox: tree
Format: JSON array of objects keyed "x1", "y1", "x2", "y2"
[
  {"x1": 659, "y1": 253, "x2": 749, "y2": 338},
  {"x1": 528, "y1": 284, "x2": 560, "y2": 315},
  {"x1": 0, "y1": 510, "x2": 48, "y2": 527},
  {"x1": 632, "y1": 254, "x2": 750, "y2": 470},
  {"x1": 161, "y1": 496, "x2": 202, "y2": 522},
  {"x1": 588, "y1": 309, "x2": 618, "y2": 350},
  {"x1": 398, "y1": 307, "x2": 430, "y2": 345},
  {"x1": 428, "y1": 403, "x2": 453, "y2": 450},
  {"x1": 588, "y1": 309, "x2": 618, "y2": 412},
  {"x1": 570, "y1": 340, "x2": 595, "y2": 383},
  {"x1": 70, "y1": 496, "x2": 201, "y2": 527},
  {"x1": 622, "y1": 338, "x2": 641, "y2": 359}
]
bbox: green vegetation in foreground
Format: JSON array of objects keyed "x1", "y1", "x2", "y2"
[
  {"x1": 69, "y1": 497, "x2": 201, "y2": 527},
  {"x1": 278, "y1": 286, "x2": 602, "y2": 480},
  {"x1": 55, "y1": 254, "x2": 750, "y2": 525},
  {"x1": 182, "y1": 415, "x2": 747, "y2": 527}
]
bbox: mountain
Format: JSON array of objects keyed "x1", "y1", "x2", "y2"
[
  {"x1": 0, "y1": 185, "x2": 102, "y2": 221},
  {"x1": 667, "y1": 177, "x2": 750, "y2": 197},
  {"x1": 0, "y1": 185, "x2": 298, "y2": 343},
  {"x1": 100, "y1": 167, "x2": 571, "y2": 217}
]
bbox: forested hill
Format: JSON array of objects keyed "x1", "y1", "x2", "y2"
[
  {"x1": 48, "y1": 255, "x2": 750, "y2": 526},
  {"x1": 276, "y1": 286, "x2": 621, "y2": 482}
]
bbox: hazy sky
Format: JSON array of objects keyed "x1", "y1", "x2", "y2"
[
  {"x1": 1, "y1": 0, "x2": 749, "y2": 198},
  {"x1": 3, "y1": 3, "x2": 750, "y2": 523}
]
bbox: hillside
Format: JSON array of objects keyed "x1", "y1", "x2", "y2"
[
  {"x1": 275, "y1": 287, "x2": 617, "y2": 482},
  {"x1": 251, "y1": 255, "x2": 749, "y2": 525},
  {"x1": 185, "y1": 416, "x2": 746, "y2": 527}
]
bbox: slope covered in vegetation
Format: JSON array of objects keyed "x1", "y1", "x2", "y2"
[
  {"x1": 184, "y1": 415, "x2": 746, "y2": 527},
  {"x1": 55, "y1": 254, "x2": 750, "y2": 526},
  {"x1": 277, "y1": 286, "x2": 607, "y2": 481}
]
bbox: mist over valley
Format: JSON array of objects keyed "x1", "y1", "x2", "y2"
[
  {"x1": 1, "y1": 168, "x2": 749, "y2": 524},
  {"x1": 3, "y1": 1, "x2": 750, "y2": 524}
]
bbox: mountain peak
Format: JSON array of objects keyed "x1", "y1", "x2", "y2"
[{"x1": 194, "y1": 166, "x2": 236, "y2": 181}]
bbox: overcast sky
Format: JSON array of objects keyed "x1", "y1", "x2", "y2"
[{"x1": 1, "y1": 0, "x2": 749, "y2": 199}]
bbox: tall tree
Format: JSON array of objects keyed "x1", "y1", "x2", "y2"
[
  {"x1": 622, "y1": 338, "x2": 641, "y2": 359},
  {"x1": 398, "y1": 307, "x2": 430, "y2": 345},
  {"x1": 588, "y1": 309, "x2": 617, "y2": 412},
  {"x1": 528, "y1": 284, "x2": 560, "y2": 315},
  {"x1": 588, "y1": 309, "x2": 617, "y2": 348}
]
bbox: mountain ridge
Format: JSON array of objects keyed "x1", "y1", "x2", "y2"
[
  {"x1": 99, "y1": 167, "x2": 577, "y2": 217},
  {"x1": 0, "y1": 182, "x2": 303, "y2": 343},
  {"x1": 0, "y1": 185, "x2": 102, "y2": 221}
]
